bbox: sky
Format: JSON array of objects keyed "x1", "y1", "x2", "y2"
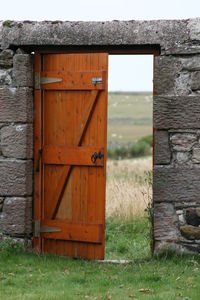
[{"x1": 1, "y1": 0, "x2": 200, "y2": 91}]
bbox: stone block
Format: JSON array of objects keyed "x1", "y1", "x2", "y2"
[
  {"x1": 164, "y1": 44, "x2": 200, "y2": 55},
  {"x1": 154, "y1": 166, "x2": 200, "y2": 203},
  {"x1": 154, "y1": 130, "x2": 170, "y2": 165},
  {"x1": 191, "y1": 71, "x2": 200, "y2": 91},
  {"x1": 192, "y1": 145, "x2": 200, "y2": 163},
  {"x1": 0, "y1": 159, "x2": 33, "y2": 196},
  {"x1": 154, "y1": 203, "x2": 179, "y2": 242},
  {"x1": 0, "y1": 197, "x2": 32, "y2": 236},
  {"x1": 154, "y1": 56, "x2": 184, "y2": 96},
  {"x1": 0, "y1": 49, "x2": 14, "y2": 68},
  {"x1": 1, "y1": 124, "x2": 33, "y2": 159},
  {"x1": 154, "y1": 241, "x2": 192, "y2": 255},
  {"x1": 170, "y1": 133, "x2": 197, "y2": 151},
  {"x1": 1, "y1": 20, "x2": 188, "y2": 51},
  {"x1": 0, "y1": 69, "x2": 12, "y2": 85},
  {"x1": 173, "y1": 152, "x2": 190, "y2": 165},
  {"x1": 0, "y1": 87, "x2": 33, "y2": 122},
  {"x1": 154, "y1": 96, "x2": 200, "y2": 129},
  {"x1": 13, "y1": 54, "x2": 33, "y2": 87},
  {"x1": 180, "y1": 56, "x2": 200, "y2": 72},
  {"x1": 180, "y1": 225, "x2": 200, "y2": 240},
  {"x1": 185, "y1": 208, "x2": 200, "y2": 226},
  {"x1": 188, "y1": 18, "x2": 200, "y2": 41}
]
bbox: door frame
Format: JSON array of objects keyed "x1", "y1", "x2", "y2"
[{"x1": 33, "y1": 47, "x2": 160, "y2": 254}]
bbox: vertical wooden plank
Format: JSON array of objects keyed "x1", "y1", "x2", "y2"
[
  {"x1": 87, "y1": 54, "x2": 98, "y2": 260},
  {"x1": 94, "y1": 53, "x2": 108, "y2": 259}
]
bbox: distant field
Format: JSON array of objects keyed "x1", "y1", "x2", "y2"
[{"x1": 107, "y1": 92, "x2": 152, "y2": 147}]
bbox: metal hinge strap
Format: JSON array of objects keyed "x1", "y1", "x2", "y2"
[
  {"x1": 35, "y1": 72, "x2": 63, "y2": 89},
  {"x1": 34, "y1": 220, "x2": 61, "y2": 238}
]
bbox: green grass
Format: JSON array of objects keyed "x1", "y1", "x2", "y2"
[
  {"x1": 0, "y1": 246, "x2": 200, "y2": 299},
  {"x1": 108, "y1": 92, "x2": 152, "y2": 147},
  {"x1": 1, "y1": 219, "x2": 200, "y2": 299},
  {"x1": 105, "y1": 217, "x2": 150, "y2": 260}
]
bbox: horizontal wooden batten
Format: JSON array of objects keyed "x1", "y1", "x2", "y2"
[
  {"x1": 42, "y1": 146, "x2": 104, "y2": 166},
  {"x1": 40, "y1": 220, "x2": 103, "y2": 243},
  {"x1": 39, "y1": 71, "x2": 106, "y2": 90}
]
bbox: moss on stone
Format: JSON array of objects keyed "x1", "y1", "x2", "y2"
[
  {"x1": 180, "y1": 225, "x2": 200, "y2": 240},
  {"x1": 3, "y1": 20, "x2": 12, "y2": 27}
]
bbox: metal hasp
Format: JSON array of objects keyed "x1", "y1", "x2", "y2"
[
  {"x1": 92, "y1": 77, "x2": 103, "y2": 85},
  {"x1": 35, "y1": 72, "x2": 63, "y2": 89},
  {"x1": 34, "y1": 220, "x2": 61, "y2": 237},
  {"x1": 91, "y1": 150, "x2": 104, "y2": 164}
]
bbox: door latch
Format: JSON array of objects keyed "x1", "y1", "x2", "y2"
[{"x1": 91, "y1": 150, "x2": 104, "y2": 164}]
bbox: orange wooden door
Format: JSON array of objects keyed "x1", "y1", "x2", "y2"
[{"x1": 34, "y1": 53, "x2": 108, "y2": 260}]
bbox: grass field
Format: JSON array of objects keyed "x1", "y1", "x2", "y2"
[
  {"x1": 1, "y1": 245, "x2": 200, "y2": 300},
  {"x1": 107, "y1": 92, "x2": 152, "y2": 148}
]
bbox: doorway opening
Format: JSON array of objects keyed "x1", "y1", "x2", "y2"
[{"x1": 105, "y1": 54, "x2": 154, "y2": 260}]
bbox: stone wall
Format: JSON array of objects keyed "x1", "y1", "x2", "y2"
[
  {"x1": 0, "y1": 47, "x2": 33, "y2": 244},
  {"x1": 0, "y1": 19, "x2": 200, "y2": 253},
  {"x1": 154, "y1": 54, "x2": 200, "y2": 253}
]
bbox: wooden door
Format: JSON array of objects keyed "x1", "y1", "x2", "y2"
[{"x1": 34, "y1": 53, "x2": 108, "y2": 260}]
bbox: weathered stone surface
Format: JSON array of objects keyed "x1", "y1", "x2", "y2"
[
  {"x1": 170, "y1": 133, "x2": 197, "y2": 151},
  {"x1": 0, "y1": 87, "x2": 33, "y2": 122},
  {"x1": 16, "y1": 48, "x2": 26, "y2": 54},
  {"x1": 190, "y1": 71, "x2": 200, "y2": 91},
  {"x1": 154, "y1": 96, "x2": 200, "y2": 129},
  {"x1": 192, "y1": 145, "x2": 200, "y2": 163},
  {"x1": 1, "y1": 124, "x2": 33, "y2": 159},
  {"x1": 13, "y1": 54, "x2": 33, "y2": 87},
  {"x1": 154, "y1": 56, "x2": 183, "y2": 96},
  {"x1": 178, "y1": 213, "x2": 185, "y2": 226},
  {"x1": 154, "y1": 241, "x2": 192, "y2": 255},
  {"x1": 0, "y1": 197, "x2": 32, "y2": 236},
  {"x1": 1, "y1": 20, "x2": 189, "y2": 51},
  {"x1": 173, "y1": 152, "x2": 190, "y2": 165},
  {"x1": 180, "y1": 56, "x2": 200, "y2": 72},
  {"x1": 154, "y1": 203, "x2": 179, "y2": 242},
  {"x1": 180, "y1": 225, "x2": 200, "y2": 240},
  {"x1": 188, "y1": 18, "x2": 200, "y2": 41},
  {"x1": 0, "y1": 197, "x2": 4, "y2": 212},
  {"x1": 185, "y1": 208, "x2": 200, "y2": 226},
  {"x1": 0, "y1": 69, "x2": 12, "y2": 85},
  {"x1": 0, "y1": 49, "x2": 14, "y2": 68},
  {"x1": 164, "y1": 43, "x2": 200, "y2": 55},
  {"x1": 0, "y1": 21, "x2": 3, "y2": 46},
  {"x1": 154, "y1": 56, "x2": 200, "y2": 96},
  {"x1": 0, "y1": 159, "x2": 33, "y2": 196},
  {"x1": 154, "y1": 130, "x2": 170, "y2": 165},
  {"x1": 154, "y1": 166, "x2": 200, "y2": 203}
]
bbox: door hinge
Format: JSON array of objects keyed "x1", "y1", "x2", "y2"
[
  {"x1": 34, "y1": 220, "x2": 61, "y2": 238},
  {"x1": 34, "y1": 72, "x2": 63, "y2": 89}
]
